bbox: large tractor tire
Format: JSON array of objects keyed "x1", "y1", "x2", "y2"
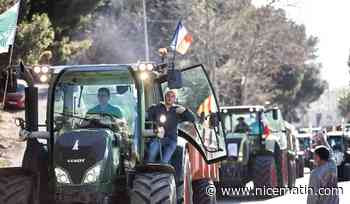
[
  {"x1": 192, "y1": 179, "x2": 216, "y2": 204},
  {"x1": 287, "y1": 159, "x2": 296, "y2": 188},
  {"x1": 131, "y1": 172, "x2": 177, "y2": 204},
  {"x1": 0, "y1": 168, "x2": 38, "y2": 204},
  {"x1": 296, "y1": 156, "x2": 305, "y2": 178},
  {"x1": 253, "y1": 156, "x2": 278, "y2": 188},
  {"x1": 339, "y1": 163, "x2": 350, "y2": 181}
]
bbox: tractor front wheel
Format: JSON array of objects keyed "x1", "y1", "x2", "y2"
[
  {"x1": 192, "y1": 179, "x2": 216, "y2": 204},
  {"x1": 131, "y1": 172, "x2": 177, "y2": 204},
  {"x1": 253, "y1": 156, "x2": 278, "y2": 188},
  {"x1": 0, "y1": 168, "x2": 38, "y2": 204}
]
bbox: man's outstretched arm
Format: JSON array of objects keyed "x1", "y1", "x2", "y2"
[{"x1": 176, "y1": 105, "x2": 195, "y2": 123}]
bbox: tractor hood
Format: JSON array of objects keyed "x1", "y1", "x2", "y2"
[{"x1": 54, "y1": 129, "x2": 112, "y2": 184}]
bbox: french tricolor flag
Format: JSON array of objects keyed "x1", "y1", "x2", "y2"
[{"x1": 170, "y1": 21, "x2": 193, "y2": 55}]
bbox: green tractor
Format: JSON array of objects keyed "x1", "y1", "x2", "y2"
[
  {"x1": 216, "y1": 106, "x2": 296, "y2": 195},
  {"x1": 0, "y1": 62, "x2": 227, "y2": 204}
]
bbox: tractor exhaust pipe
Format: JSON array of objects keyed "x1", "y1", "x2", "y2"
[
  {"x1": 20, "y1": 62, "x2": 38, "y2": 131},
  {"x1": 25, "y1": 87, "x2": 38, "y2": 131}
]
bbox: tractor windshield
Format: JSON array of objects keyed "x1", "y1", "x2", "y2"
[
  {"x1": 222, "y1": 110, "x2": 261, "y2": 138},
  {"x1": 53, "y1": 69, "x2": 137, "y2": 135}
]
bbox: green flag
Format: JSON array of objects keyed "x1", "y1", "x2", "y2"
[{"x1": 0, "y1": 2, "x2": 20, "y2": 54}]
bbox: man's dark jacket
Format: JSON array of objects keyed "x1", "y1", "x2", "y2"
[{"x1": 147, "y1": 103, "x2": 195, "y2": 141}]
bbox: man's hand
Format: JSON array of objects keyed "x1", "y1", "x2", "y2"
[
  {"x1": 157, "y1": 126, "x2": 165, "y2": 138},
  {"x1": 175, "y1": 105, "x2": 186, "y2": 114}
]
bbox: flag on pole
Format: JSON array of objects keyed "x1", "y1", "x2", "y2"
[
  {"x1": 170, "y1": 21, "x2": 193, "y2": 55},
  {"x1": 0, "y1": 2, "x2": 20, "y2": 54}
]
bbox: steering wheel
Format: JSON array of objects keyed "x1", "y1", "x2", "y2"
[{"x1": 81, "y1": 112, "x2": 124, "y2": 130}]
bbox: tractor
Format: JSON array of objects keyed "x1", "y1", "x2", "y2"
[
  {"x1": 0, "y1": 61, "x2": 227, "y2": 204},
  {"x1": 216, "y1": 106, "x2": 296, "y2": 196}
]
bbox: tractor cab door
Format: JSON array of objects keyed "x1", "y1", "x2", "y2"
[{"x1": 162, "y1": 64, "x2": 227, "y2": 163}]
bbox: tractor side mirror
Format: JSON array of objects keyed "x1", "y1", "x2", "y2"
[
  {"x1": 272, "y1": 109, "x2": 278, "y2": 120},
  {"x1": 167, "y1": 69, "x2": 182, "y2": 89}
]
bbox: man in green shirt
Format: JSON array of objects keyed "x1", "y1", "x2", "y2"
[
  {"x1": 81, "y1": 87, "x2": 127, "y2": 132},
  {"x1": 87, "y1": 87, "x2": 123, "y2": 118}
]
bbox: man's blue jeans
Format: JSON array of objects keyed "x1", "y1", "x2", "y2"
[{"x1": 147, "y1": 137, "x2": 177, "y2": 163}]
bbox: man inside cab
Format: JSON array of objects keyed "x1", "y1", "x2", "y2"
[
  {"x1": 82, "y1": 87, "x2": 127, "y2": 131},
  {"x1": 234, "y1": 117, "x2": 250, "y2": 133},
  {"x1": 87, "y1": 87, "x2": 123, "y2": 118}
]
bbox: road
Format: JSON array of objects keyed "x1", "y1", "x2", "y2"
[
  {"x1": 0, "y1": 84, "x2": 48, "y2": 167},
  {"x1": 218, "y1": 169, "x2": 350, "y2": 204}
]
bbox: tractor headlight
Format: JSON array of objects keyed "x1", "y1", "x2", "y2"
[
  {"x1": 33, "y1": 66, "x2": 41, "y2": 74},
  {"x1": 140, "y1": 72, "x2": 149, "y2": 81},
  {"x1": 40, "y1": 75, "x2": 48, "y2": 82},
  {"x1": 139, "y1": 63, "x2": 147, "y2": 71},
  {"x1": 41, "y1": 65, "x2": 49, "y2": 73},
  {"x1": 146, "y1": 63, "x2": 154, "y2": 71},
  {"x1": 55, "y1": 167, "x2": 71, "y2": 184},
  {"x1": 82, "y1": 163, "x2": 102, "y2": 184}
]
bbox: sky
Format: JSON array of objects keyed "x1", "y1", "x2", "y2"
[{"x1": 252, "y1": 0, "x2": 350, "y2": 89}]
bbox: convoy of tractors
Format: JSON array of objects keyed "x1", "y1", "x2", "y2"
[{"x1": 0, "y1": 54, "x2": 349, "y2": 204}]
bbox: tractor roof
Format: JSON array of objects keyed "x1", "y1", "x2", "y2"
[{"x1": 51, "y1": 64, "x2": 132, "y2": 74}]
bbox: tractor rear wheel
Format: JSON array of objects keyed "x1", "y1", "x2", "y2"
[
  {"x1": 192, "y1": 179, "x2": 216, "y2": 204},
  {"x1": 340, "y1": 163, "x2": 350, "y2": 181},
  {"x1": 131, "y1": 172, "x2": 176, "y2": 204},
  {"x1": 253, "y1": 156, "x2": 278, "y2": 188},
  {"x1": 0, "y1": 168, "x2": 38, "y2": 204}
]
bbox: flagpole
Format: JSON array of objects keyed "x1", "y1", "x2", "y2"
[
  {"x1": 2, "y1": 1, "x2": 21, "y2": 109},
  {"x1": 9, "y1": 0, "x2": 21, "y2": 67},
  {"x1": 2, "y1": 44, "x2": 15, "y2": 109}
]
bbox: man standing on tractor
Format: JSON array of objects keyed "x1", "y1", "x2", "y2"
[{"x1": 147, "y1": 89, "x2": 195, "y2": 163}]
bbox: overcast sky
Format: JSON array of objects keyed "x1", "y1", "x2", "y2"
[{"x1": 252, "y1": 0, "x2": 350, "y2": 89}]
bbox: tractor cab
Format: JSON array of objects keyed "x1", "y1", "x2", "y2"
[{"x1": 8, "y1": 62, "x2": 227, "y2": 204}]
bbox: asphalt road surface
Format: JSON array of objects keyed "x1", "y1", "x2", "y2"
[{"x1": 218, "y1": 169, "x2": 349, "y2": 204}]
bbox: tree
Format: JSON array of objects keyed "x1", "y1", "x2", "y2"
[{"x1": 337, "y1": 90, "x2": 350, "y2": 119}]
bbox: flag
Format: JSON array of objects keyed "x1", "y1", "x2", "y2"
[
  {"x1": 197, "y1": 95, "x2": 214, "y2": 117},
  {"x1": 0, "y1": 2, "x2": 20, "y2": 54},
  {"x1": 170, "y1": 21, "x2": 193, "y2": 55}
]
